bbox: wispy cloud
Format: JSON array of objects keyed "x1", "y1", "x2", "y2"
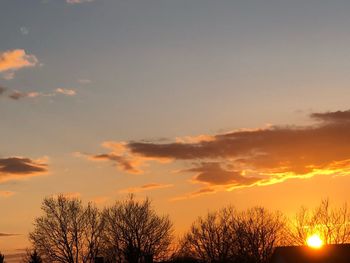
[
  {"x1": 0, "y1": 49, "x2": 38, "y2": 79},
  {"x1": 66, "y1": 0, "x2": 94, "y2": 4},
  {"x1": 171, "y1": 187, "x2": 217, "y2": 201},
  {"x1": 0, "y1": 87, "x2": 77, "y2": 101},
  {"x1": 20, "y1": 27, "x2": 29, "y2": 36},
  {"x1": 120, "y1": 183, "x2": 174, "y2": 193},
  {"x1": 82, "y1": 141, "x2": 171, "y2": 174},
  {"x1": 55, "y1": 88, "x2": 76, "y2": 96},
  {"x1": 8, "y1": 91, "x2": 42, "y2": 100},
  {"x1": 78, "y1": 79, "x2": 91, "y2": 84},
  {"x1": 88, "y1": 110, "x2": 350, "y2": 198},
  {"x1": 0, "y1": 233, "x2": 20, "y2": 237}
]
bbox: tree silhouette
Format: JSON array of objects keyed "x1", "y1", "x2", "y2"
[
  {"x1": 231, "y1": 207, "x2": 285, "y2": 263},
  {"x1": 288, "y1": 199, "x2": 350, "y2": 245},
  {"x1": 181, "y1": 206, "x2": 285, "y2": 263},
  {"x1": 0, "y1": 252, "x2": 4, "y2": 263},
  {"x1": 180, "y1": 207, "x2": 236, "y2": 263},
  {"x1": 102, "y1": 195, "x2": 173, "y2": 263},
  {"x1": 29, "y1": 195, "x2": 104, "y2": 263}
]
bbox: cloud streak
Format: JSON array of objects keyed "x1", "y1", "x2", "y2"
[
  {"x1": 55, "y1": 88, "x2": 76, "y2": 96},
  {"x1": 8, "y1": 91, "x2": 42, "y2": 100},
  {"x1": 120, "y1": 183, "x2": 174, "y2": 193},
  {"x1": 0, "y1": 233, "x2": 19, "y2": 237},
  {"x1": 0, "y1": 87, "x2": 77, "y2": 101},
  {"x1": 66, "y1": 0, "x2": 94, "y2": 4}
]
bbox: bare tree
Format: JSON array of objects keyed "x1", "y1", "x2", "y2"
[
  {"x1": 180, "y1": 207, "x2": 236, "y2": 263},
  {"x1": 231, "y1": 207, "x2": 285, "y2": 263},
  {"x1": 288, "y1": 199, "x2": 350, "y2": 245},
  {"x1": 29, "y1": 195, "x2": 104, "y2": 263},
  {"x1": 102, "y1": 195, "x2": 173, "y2": 263},
  {"x1": 181, "y1": 206, "x2": 284, "y2": 263}
]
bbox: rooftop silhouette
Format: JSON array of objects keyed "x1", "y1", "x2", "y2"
[{"x1": 271, "y1": 244, "x2": 350, "y2": 263}]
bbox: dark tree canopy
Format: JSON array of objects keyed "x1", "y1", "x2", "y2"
[
  {"x1": 27, "y1": 194, "x2": 350, "y2": 263},
  {"x1": 231, "y1": 207, "x2": 285, "y2": 263},
  {"x1": 180, "y1": 206, "x2": 285, "y2": 263},
  {"x1": 102, "y1": 195, "x2": 174, "y2": 263},
  {"x1": 180, "y1": 207, "x2": 235, "y2": 263}
]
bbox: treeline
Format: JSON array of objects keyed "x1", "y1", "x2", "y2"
[{"x1": 4, "y1": 196, "x2": 350, "y2": 263}]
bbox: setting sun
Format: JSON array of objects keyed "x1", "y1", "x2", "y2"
[{"x1": 306, "y1": 234, "x2": 324, "y2": 249}]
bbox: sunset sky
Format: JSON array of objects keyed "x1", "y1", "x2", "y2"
[{"x1": 2, "y1": 0, "x2": 350, "y2": 259}]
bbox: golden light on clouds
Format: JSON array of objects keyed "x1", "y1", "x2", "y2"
[
  {"x1": 0, "y1": 49, "x2": 38, "y2": 78},
  {"x1": 84, "y1": 110, "x2": 350, "y2": 199}
]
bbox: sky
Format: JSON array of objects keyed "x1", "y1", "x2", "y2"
[{"x1": 2, "y1": 0, "x2": 350, "y2": 259}]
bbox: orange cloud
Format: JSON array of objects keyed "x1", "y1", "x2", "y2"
[
  {"x1": 89, "y1": 110, "x2": 350, "y2": 198},
  {"x1": 86, "y1": 141, "x2": 171, "y2": 174},
  {"x1": 0, "y1": 49, "x2": 38, "y2": 79}
]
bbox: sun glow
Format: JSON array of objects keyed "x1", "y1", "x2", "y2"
[{"x1": 306, "y1": 234, "x2": 324, "y2": 249}]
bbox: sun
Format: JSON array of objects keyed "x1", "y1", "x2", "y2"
[{"x1": 306, "y1": 234, "x2": 324, "y2": 249}]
